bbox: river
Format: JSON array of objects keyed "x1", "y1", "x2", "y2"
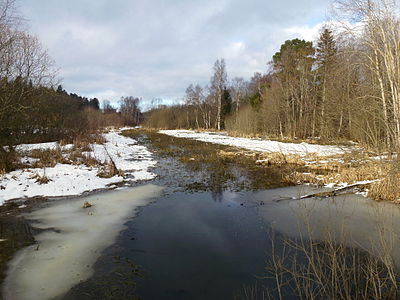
[{"x1": 1, "y1": 131, "x2": 400, "y2": 299}]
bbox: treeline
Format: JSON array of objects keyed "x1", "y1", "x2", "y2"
[
  {"x1": 0, "y1": 0, "x2": 142, "y2": 171},
  {"x1": 145, "y1": 0, "x2": 400, "y2": 150},
  {"x1": 0, "y1": 78, "x2": 143, "y2": 147}
]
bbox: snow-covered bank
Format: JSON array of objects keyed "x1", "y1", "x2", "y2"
[
  {"x1": 159, "y1": 130, "x2": 350, "y2": 156},
  {"x1": 0, "y1": 130, "x2": 157, "y2": 206}
]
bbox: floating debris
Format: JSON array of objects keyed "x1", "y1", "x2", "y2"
[{"x1": 82, "y1": 201, "x2": 93, "y2": 209}]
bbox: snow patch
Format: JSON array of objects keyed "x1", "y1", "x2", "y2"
[
  {"x1": 159, "y1": 130, "x2": 349, "y2": 156},
  {"x1": 0, "y1": 130, "x2": 157, "y2": 206}
]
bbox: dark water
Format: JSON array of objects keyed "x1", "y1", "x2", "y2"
[
  {"x1": 64, "y1": 190, "x2": 275, "y2": 300},
  {"x1": 128, "y1": 192, "x2": 272, "y2": 300},
  {"x1": 63, "y1": 185, "x2": 400, "y2": 300},
  {"x1": 4, "y1": 131, "x2": 400, "y2": 299},
  {"x1": 5, "y1": 182, "x2": 400, "y2": 299}
]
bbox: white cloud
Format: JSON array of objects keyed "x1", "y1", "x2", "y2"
[
  {"x1": 20, "y1": 0, "x2": 332, "y2": 104},
  {"x1": 222, "y1": 41, "x2": 245, "y2": 58},
  {"x1": 283, "y1": 23, "x2": 325, "y2": 43}
]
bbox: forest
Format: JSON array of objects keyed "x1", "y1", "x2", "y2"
[
  {"x1": 145, "y1": 0, "x2": 400, "y2": 152},
  {"x1": 2, "y1": 0, "x2": 400, "y2": 167},
  {"x1": 0, "y1": 0, "x2": 142, "y2": 171}
]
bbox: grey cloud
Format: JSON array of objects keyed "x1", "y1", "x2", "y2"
[{"x1": 20, "y1": 0, "x2": 331, "y2": 106}]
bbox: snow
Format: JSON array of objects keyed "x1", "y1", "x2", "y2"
[
  {"x1": 15, "y1": 142, "x2": 59, "y2": 153},
  {"x1": 159, "y1": 130, "x2": 350, "y2": 156},
  {"x1": 3, "y1": 184, "x2": 164, "y2": 300},
  {"x1": 90, "y1": 132, "x2": 156, "y2": 176},
  {"x1": 324, "y1": 179, "x2": 380, "y2": 190},
  {"x1": 0, "y1": 165, "x2": 123, "y2": 202},
  {"x1": 0, "y1": 130, "x2": 157, "y2": 206}
]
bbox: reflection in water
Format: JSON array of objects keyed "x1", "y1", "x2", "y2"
[
  {"x1": 63, "y1": 190, "x2": 273, "y2": 300},
  {"x1": 256, "y1": 189, "x2": 400, "y2": 267},
  {"x1": 3, "y1": 183, "x2": 399, "y2": 299}
]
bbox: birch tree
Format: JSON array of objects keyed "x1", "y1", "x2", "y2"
[
  {"x1": 210, "y1": 59, "x2": 227, "y2": 130},
  {"x1": 230, "y1": 77, "x2": 247, "y2": 116},
  {"x1": 335, "y1": 0, "x2": 400, "y2": 149}
]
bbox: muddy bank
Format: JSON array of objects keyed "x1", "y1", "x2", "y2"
[
  {"x1": 122, "y1": 129, "x2": 310, "y2": 192},
  {"x1": 0, "y1": 197, "x2": 49, "y2": 291}
]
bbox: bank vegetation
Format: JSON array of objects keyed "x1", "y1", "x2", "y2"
[
  {"x1": 143, "y1": 0, "x2": 400, "y2": 203},
  {"x1": 0, "y1": 0, "x2": 143, "y2": 172}
]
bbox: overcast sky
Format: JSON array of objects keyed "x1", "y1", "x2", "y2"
[{"x1": 20, "y1": 0, "x2": 331, "y2": 107}]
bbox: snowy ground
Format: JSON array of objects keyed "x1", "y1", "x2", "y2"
[
  {"x1": 159, "y1": 130, "x2": 350, "y2": 156},
  {"x1": 0, "y1": 130, "x2": 156, "y2": 206}
]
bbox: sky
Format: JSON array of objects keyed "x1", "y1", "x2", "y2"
[{"x1": 20, "y1": 0, "x2": 332, "y2": 108}]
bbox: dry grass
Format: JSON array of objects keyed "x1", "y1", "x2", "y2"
[
  {"x1": 369, "y1": 161, "x2": 400, "y2": 202},
  {"x1": 97, "y1": 160, "x2": 124, "y2": 178},
  {"x1": 0, "y1": 132, "x2": 126, "y2": 183},
  {"x1": 266, "y1": 233, "x2": 399, "y2": 299},
  {"x1": 264, "y1": 210, "x2": 400, "y2": 300},
  {"x1": 218, "y1": 142, "x2": 400, "y2": 204},
  {"x1": 284, "y1": 161, "x2": 388, "y2": 186},
  {"x1": 258, "y1": 152, "x2": 306, "y2": 166},
  {"x1": 30, "y1": 147, "x2": 69, "y2": 168},
  {"x1": 60, "y1": 133, "x2": 106, "y2": 148},
  {"x1": 0, "y1": 149, "x2": 21, "y2": 172},
  {"x1": 67, "y1": 149, "x2": 101, "y2": 167},
  {"x1": 29, "y1": 171, "x2": 52, "y2": 184},
  {"x1": 24, "y1": 142, "x2": 104, "y2": 170},
  {"x1": 281, "y1": 156, "x2": 400, "y2": 204},
  {"x1": 27, "y1": 134, "x2": 107, "y2": 170}
]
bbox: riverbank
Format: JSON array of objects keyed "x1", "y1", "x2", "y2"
[
  {"x1": 0, "y1": 128, "x2": 157, "y2": 207},
  {"x1": 1, "y1": 128, "x2": 399, "y2": 299},
  {"x1": 155, "y1": 129, "x2": 396, "y2": 202}
]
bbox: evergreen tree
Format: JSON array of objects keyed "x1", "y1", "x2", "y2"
[
  {"x1": 273, "y1": 39, "x2": 314, "y2": 71},
  {"x1": 316, "y1": 28, "x2": 337, "y2": 68},
  {"x1": 221, "y1": 88, "x2": 232, "y2": 121},
  {"x1": 315, "y1": 28, "x2": 338, "y2": 136}
]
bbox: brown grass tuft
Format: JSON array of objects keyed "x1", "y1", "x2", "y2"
[
  {"x1": 30, "y1": 172, "x2": 52, "y2": 184},
  {"x1": 369, "y1": 161, "x2": 400, "y2": 202},
  {"x1": 97, "y1": 160, "x2": 124, "y2": 178},
  {"x1": 68, "y1": 149, "x2": 100, "y2": 167},
  {"x1": 284, "y1": 160, "x2": 389, "y2": 190},
  {"x1": 31, "y1": 147, "x2": 68, "y2": 168}
]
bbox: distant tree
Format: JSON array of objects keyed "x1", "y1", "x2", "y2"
[
  {"x1": 89, "y1": 98, "x2": 100, "y2": 110},
  {"x1": 230, "y1": 77, "x2": 247, "y2": 116},
  {"x1": 185, "y1": 83, "x2": 207, "y2": 128},
  {"x1": 246, "y1": 72, "x2": 271, "y2": 108},
  {"x1": 119, "y1": 96, "x2": 141, "y2": 126},
  {"x1": 315, "y1": 27, "x2": 338, "y2": 137},
  {"x1": 210, "y1": 59, "x2": 227, "y2": 130},
  {"x1": 272, "y1": 38, "x2": 315, "y2": 137},
  {"x1": 102, "y1": 100, "x2": 115, "y2": 113},
  {"x1": 221, "y1": 87, "x2": 232, "y2": 128}
]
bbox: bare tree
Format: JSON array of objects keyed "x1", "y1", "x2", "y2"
[
  {"x1": 10, "y1": 32, "x2": 57, "y2": 85},
  {"x1": 335, "y1": 0, "x2": 400, "y2": 149},
  {"x1": 230, "y1": 77, "x2": 247, "y2": 117},
  {"x1": 119, "y1": 96, "x2": 141, "y2": 126},
  {"x1": 185, "y1": 83, "x2": 206, "y2": 128},
  {"x1": 210, "y1": 59, "x2": 227, "y2": 130}
]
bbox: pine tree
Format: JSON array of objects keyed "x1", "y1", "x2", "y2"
[
  {"x1": 316, "y1": 28, "x2": 337, "y2": 69},
  {"x1": 315, "y1": 28, "x2": 337, "y2": 136}
]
